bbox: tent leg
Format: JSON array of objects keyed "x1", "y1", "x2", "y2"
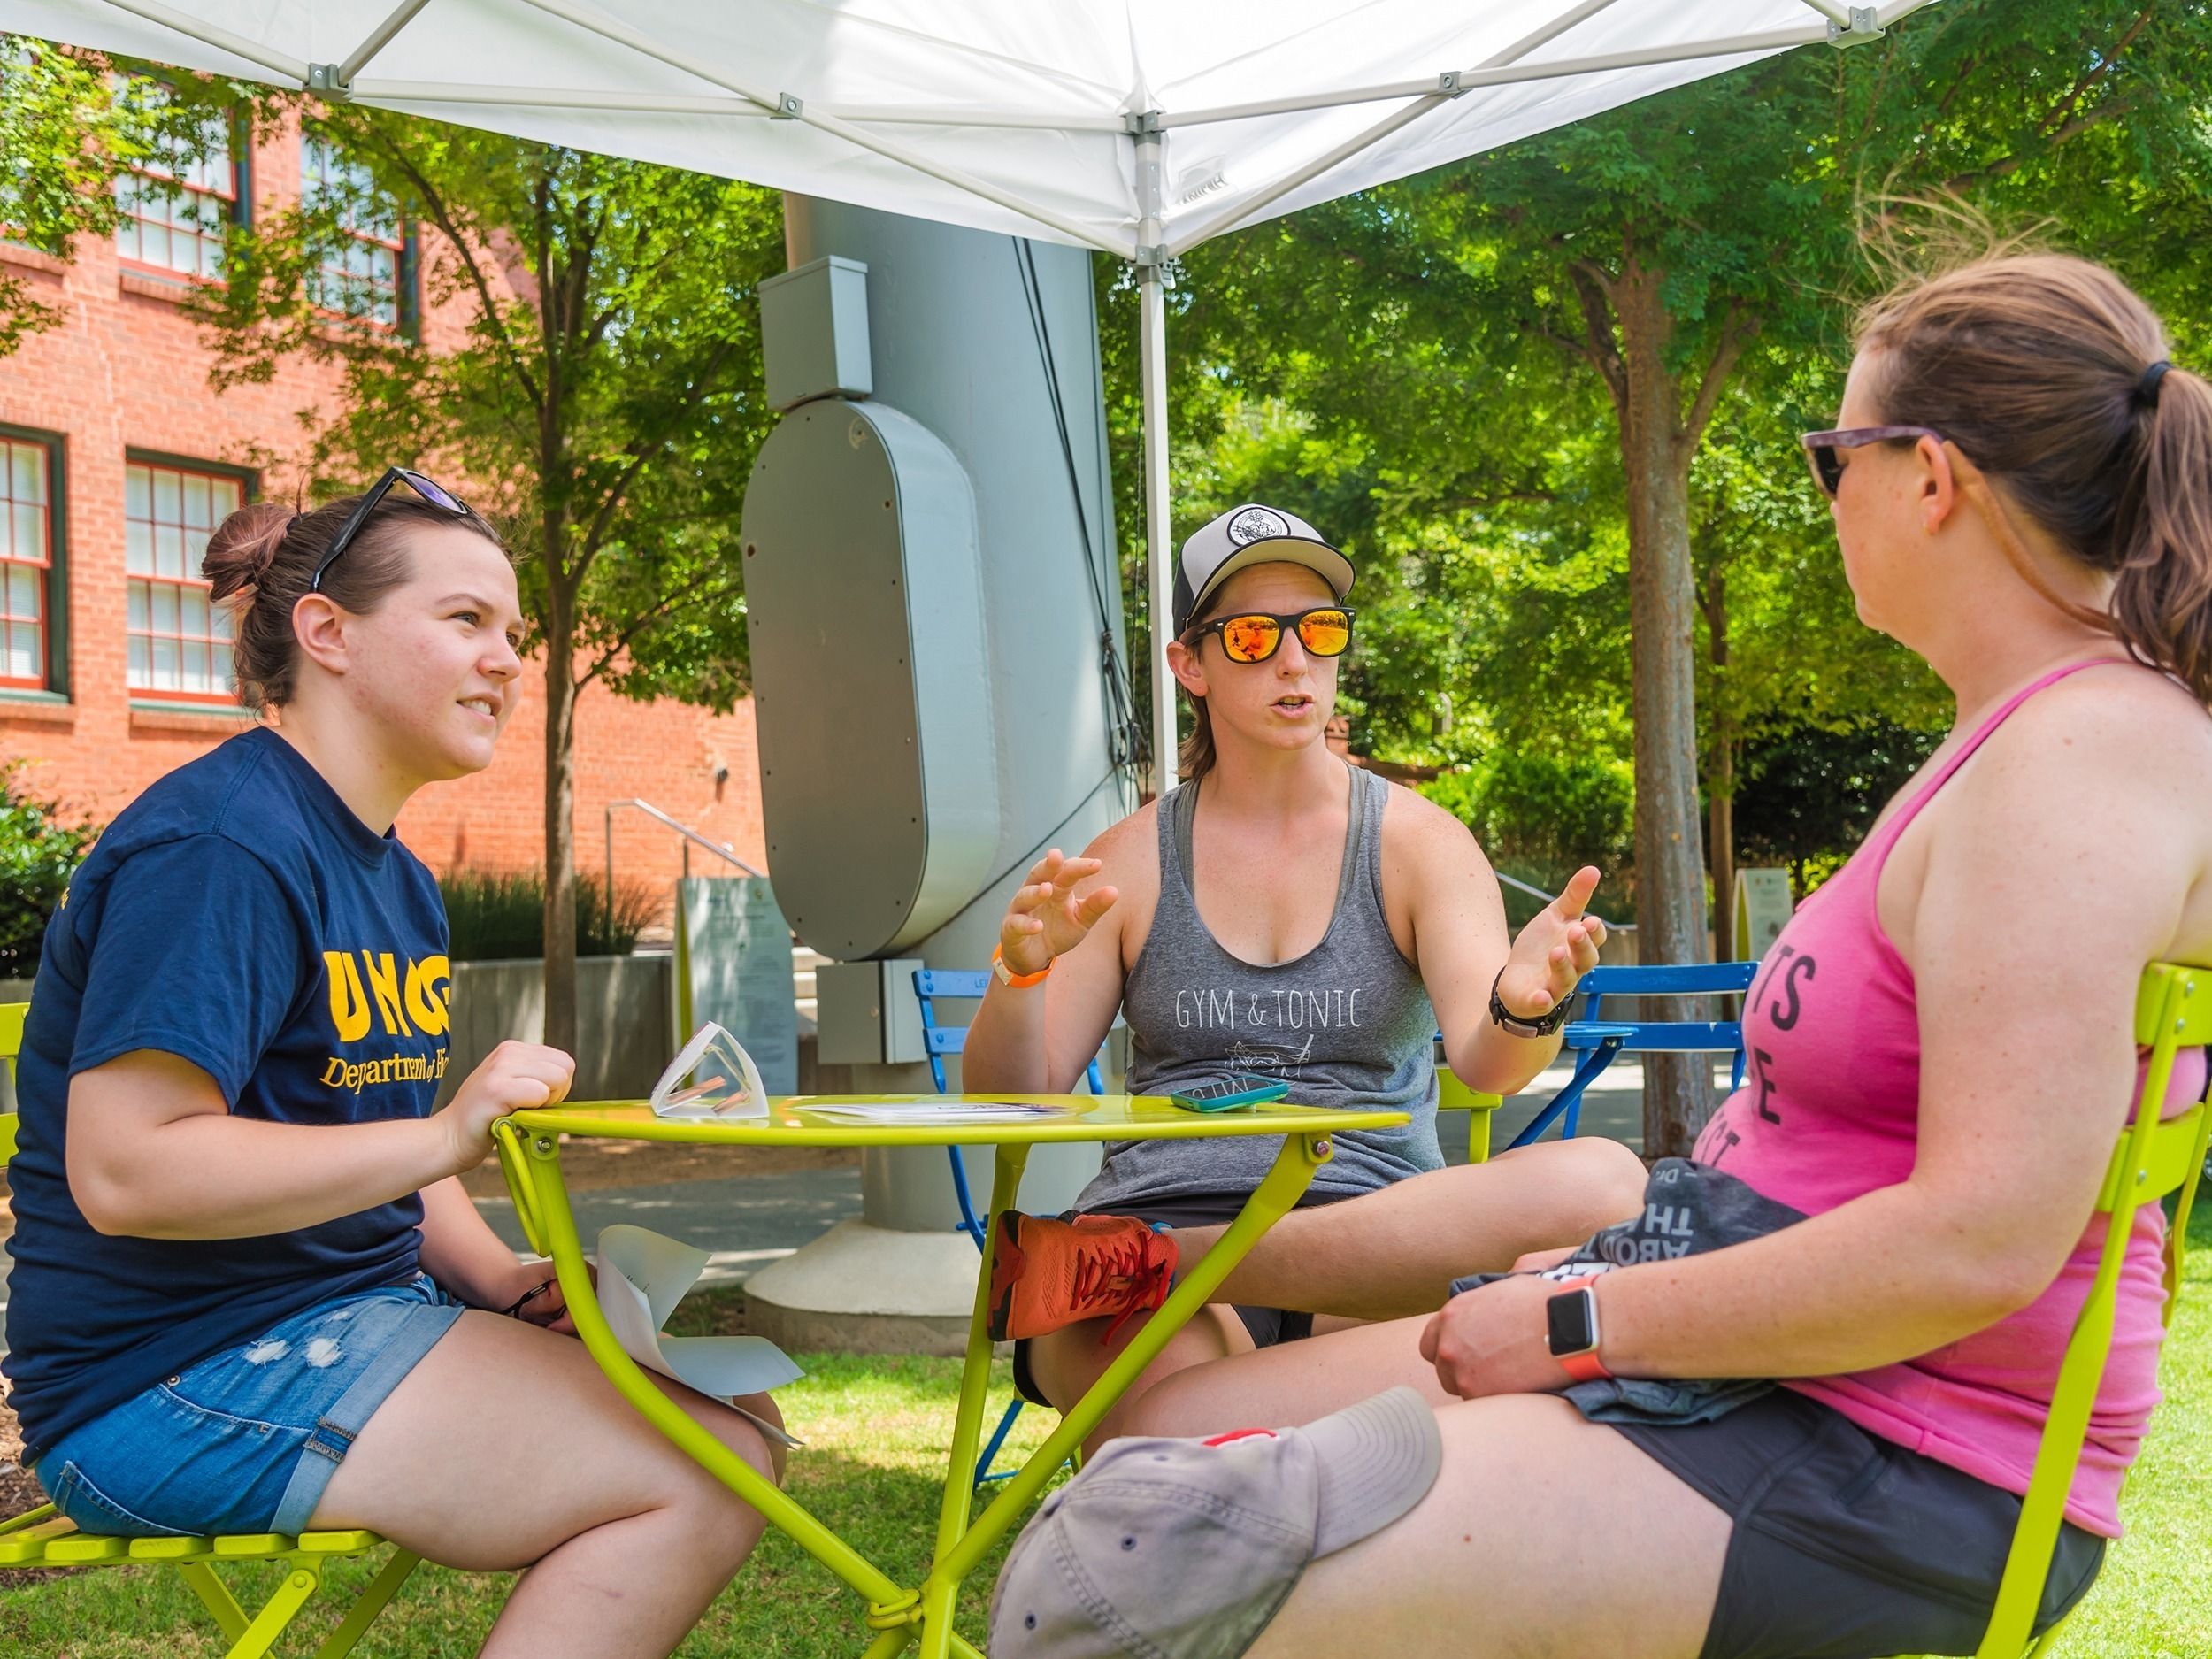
[{"x1": 1139, "y1": 263, "x2": 1175, "y2": 796}]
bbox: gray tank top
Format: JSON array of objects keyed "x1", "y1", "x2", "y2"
[{"x1": 1077, "y1": 764, "x2": 1441, "y2": 1211}]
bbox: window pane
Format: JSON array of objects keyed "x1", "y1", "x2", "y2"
[
  {"x1": 141, "y1": 221, "x2": 171, "y2": 270},
  {"x1": 155, "y1": 522, "x2": 184, "y2": 580},
  {"x1": 126, "y1": 518, "x2": 153, "y2": 575},
  {"x1": 182, "y1": 472, "x2": 211, "y2": 530},
  {"x1": 212, "y1": 641, "x2": 233, "y2": 688},
  {"x1": 9, "y1": 565, "x2": 37, "y2": 620},
  {"x1": 182, "y1": 640, "x2": 210, "y2": 693},
  {"x1": 126, "y1": 465, "x2": 150, "y2": 520},
  {"x1": 128, "y1": 634, "x2": 150, "y2": 685},
  {"x1": 128, "y1": 581, "x2": 149, "y2": 632},
  {"x1": 152, "y1": 468, "x2": 180, "y2": 523},
  {"x1": 152, "y1": 582, "x2": 178, "y2": 634},
  {"x1": 181, "y1": 586, "x2": 207, "y2": 639},
  {"x1": 212, "y1": 475, "x2": 242, "y2": 516},
  {"x1": 8, "y1": 625, "x2": 36, "y2": 681},
  {"x1": 151, "y1": 634, "x2": 179, "y2": 689},
  {"x1": 12, "y1": 504, "x2": 39, "y2": 561},
  {"x1": 12, "y1": 445, "x2": 42, "y2": 503}
]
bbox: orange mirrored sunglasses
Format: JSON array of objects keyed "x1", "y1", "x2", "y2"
[{"x1": 1187, "y1": 606, "x2": 1355, "y2": 664}]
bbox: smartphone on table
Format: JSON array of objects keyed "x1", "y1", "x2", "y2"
[{"x1": 1168, "y1": 1072, "x2": 1292, "y2": 1112}]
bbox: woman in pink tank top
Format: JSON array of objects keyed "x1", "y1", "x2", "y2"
[{"x1": 1001, "y1": 256, "x2": 2212, "y2": 1659}]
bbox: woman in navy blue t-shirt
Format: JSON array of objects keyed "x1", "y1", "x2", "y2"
[{"x1": 2, "y1": 480, "x2": 782, "y2": 1656}]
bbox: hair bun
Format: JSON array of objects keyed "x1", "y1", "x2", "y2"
[{"x1": 203, "y1": 500, "x2": 294, "y2": 603}]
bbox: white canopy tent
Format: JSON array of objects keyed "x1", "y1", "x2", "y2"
[{"x1": 5, "y1": 0, "x2": 1936, "y2": 788}]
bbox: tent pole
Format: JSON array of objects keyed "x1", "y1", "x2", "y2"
[
  {"x1": 1140, "y1": 263, "x2": 1175, "y2": 798},
  {"x1": 93, "y1": 0, "x2": 311, "y2": 81}
]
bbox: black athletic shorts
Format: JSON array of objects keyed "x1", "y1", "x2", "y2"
[
  {"x1": 1609, "y1": 1388, "x2": 2107, "y2": 1659},
  {"x1": 1010, "y1": 1188, "x2": 1346, "y2": 1409}
]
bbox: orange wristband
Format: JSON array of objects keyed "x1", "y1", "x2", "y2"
[{"x1": 993, "y1": 945, "x2": 1052, "y2": 989}]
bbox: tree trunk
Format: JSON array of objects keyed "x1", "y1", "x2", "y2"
[
  {"x1": 1704, "y1": 570, "x2": 1736, "y2": 963},
  {"x1": 541, "y1": 581, "x2": 580, "y2": 1057},
  {"x1": 1709, "y1": 742, "x2": 1735, "y2": 962},
  {"x1": 1612, "y1": 263, "x2": 1716, "y2": 1157}
]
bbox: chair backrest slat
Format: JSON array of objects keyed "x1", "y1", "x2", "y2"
[{"x1": 1974, "y1": 961, "x2": 2210, "y2": 1658}]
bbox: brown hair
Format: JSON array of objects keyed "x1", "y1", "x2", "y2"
[
  {"x1": 203, "y1": 492, "x2": 506, "y2": 712},
  {"x1": 1856, "y1": 252, "x2": 2212, "y2": 702}
]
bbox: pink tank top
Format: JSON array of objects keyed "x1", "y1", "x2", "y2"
[{"x1": 1692, "y1": 659, "x2": 2204, "y2": 1537}]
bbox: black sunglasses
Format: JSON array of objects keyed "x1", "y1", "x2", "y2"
[
  {"x1": 1184, "y1": 606, "x2": 1355, "y2": 664},
  {"x1": 309, "y1": 466, "x2": 476, "y2": 592}
]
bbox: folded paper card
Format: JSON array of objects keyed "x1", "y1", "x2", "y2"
[
  {"x1": 651, "y1": 1021, "x2": 769, "y2": 1118},
  {"x1": 596, "y1": 1224, "x2": 804, "y2": 1448}
]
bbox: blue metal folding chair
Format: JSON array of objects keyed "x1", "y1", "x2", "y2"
[
  {"x1": 912, "y1": 968, "x2": 1105, "y2": 1487},
  {"x1": 1505, "y1": 961, "x2": 1760, "y2": 1150}
]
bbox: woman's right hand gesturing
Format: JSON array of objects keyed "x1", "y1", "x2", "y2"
[
  {"x1": 1000, "y1": 848, "x2": 1119, "y2": 978},
  {"x1": 435, "y1": 1040, "x2": 576, "y2": 1173}
]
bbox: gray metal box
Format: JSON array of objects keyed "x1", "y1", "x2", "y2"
[
  {"x1": 815, "y1": 957, "x2": 926, "y2": 1065},
  {"x1": 757, "y1": 255, "x2": 872, "y2": 411}
]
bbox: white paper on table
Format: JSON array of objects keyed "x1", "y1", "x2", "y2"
[
  {"x1": 796, "y1": 1098, "x2": 1080, "y2": 1125},
  {"x1": 595, "y1": 1225, "x2": 804, "y2": 1448},
  {"x1": 650, "y1": 1021, "x2": 768, "y2": 1119}
]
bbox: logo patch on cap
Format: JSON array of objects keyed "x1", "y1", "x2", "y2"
[{"x1": 1226, "y1": 506, "x2": 1291, "y2": 547}]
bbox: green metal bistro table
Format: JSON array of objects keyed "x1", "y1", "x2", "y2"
[{"x1": 492, "y1": 1093, "x2": 1407, "y2": 1659}]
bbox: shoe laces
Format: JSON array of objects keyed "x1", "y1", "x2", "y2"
[{"x1": 1069, "y1": 1231, "x2": 1173, "y2": 1346}]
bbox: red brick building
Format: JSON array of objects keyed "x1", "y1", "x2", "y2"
[{"x1": 0, "y1": 102, "x2": 768, "y2": 901}]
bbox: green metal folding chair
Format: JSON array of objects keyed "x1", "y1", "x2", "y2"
[
  {"x1": 0, "y1": 1001, "x2": 426, "y2": 1658},
  {"x1": 1948, "y1": 961, "x2": 2211, "y2": 1657}
]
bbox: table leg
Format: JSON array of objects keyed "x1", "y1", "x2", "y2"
[
  {"x1": 493, "y1": 1122, "x2": 913, "y2": 1622},
  {"x1": 929, "y1": 1130, "x2": 1335, "y2": 1591}
]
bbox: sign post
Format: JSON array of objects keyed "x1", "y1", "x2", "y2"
[
  {"x1": 1732, "y1": 868, "x2": 1795, "y2": 961},
  {"x1": 673, "y1": 877, "x2": 799, "y2": 1094}
]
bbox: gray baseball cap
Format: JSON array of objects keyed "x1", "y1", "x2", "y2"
[
  {"x1": 1171, "y1": 503, "x2": 1356, "y2": 639},
  {"x1": 989, "y1": 1386, "x2": 1441, "y2": 1659}
]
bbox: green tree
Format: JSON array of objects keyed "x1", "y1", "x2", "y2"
[
  {"x1": 1105, "y1": 0, "x2": 2212, "y2": 1151},
  {"x1": 0, "y1": 40, "x2": 230, "y2": 357},
  {"x1": 198, "y1": 103, "x2": 785, "y2": 1050}
]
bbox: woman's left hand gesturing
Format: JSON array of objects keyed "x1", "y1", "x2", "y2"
[{"x1": 1494, "y1": 864, "x2": 1607, "y2": 1023}]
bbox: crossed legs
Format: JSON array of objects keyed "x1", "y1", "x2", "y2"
[{"x1": 1026, "y1": 1136, "x2": 1645, "y2": 1455}]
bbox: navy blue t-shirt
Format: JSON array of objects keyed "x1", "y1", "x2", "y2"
[{"x1": 2, "y1": 727, "x2": 451, "y2": 1463}]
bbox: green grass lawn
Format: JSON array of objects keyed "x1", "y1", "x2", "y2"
[{"x1": 3, "y1": 1206, "x2": 2208, "y2": 1656}]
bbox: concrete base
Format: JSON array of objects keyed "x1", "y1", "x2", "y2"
[{"x1": 741, "y1": 1217, "x2": 983, "y2": 1356}]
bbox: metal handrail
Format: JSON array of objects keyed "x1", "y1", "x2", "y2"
[{"x1": 603, "y1": 798, "x2": 764, "y2": 941}]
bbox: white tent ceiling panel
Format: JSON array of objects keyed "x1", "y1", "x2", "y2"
[{"x1": 2, "y1": 0, "x2": 1909, "y2": 255}]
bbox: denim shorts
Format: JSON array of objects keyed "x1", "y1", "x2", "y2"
[{"x1": 34, "y1": 1274, "x2": 465, "y2": 1538}]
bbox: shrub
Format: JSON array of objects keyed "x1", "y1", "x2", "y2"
[
  {"x1": 1419, "y1": 754, "x2": 1636, "y2": 928},
  {"x1": 0, "y1": 764, "x2": 99, "y2": 979},
  {"x1": 440, "y1": 866, "x2": 662, "y2": 962}
]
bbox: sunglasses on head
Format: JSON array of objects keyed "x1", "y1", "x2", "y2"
[
  {"x1": 309, "y1": 466, "x2": 476, "y2": 592},
  {"x1": 1185, "y1": 606, "x2": 1355, "y2": 664},
  {"x1": 1798, "y1": 426, "x2": 1950, "y2": 499}
]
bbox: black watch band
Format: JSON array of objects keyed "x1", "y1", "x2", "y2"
[{"x1": 1488, "y1": 967, "x2": 1574, "y2": 1038}]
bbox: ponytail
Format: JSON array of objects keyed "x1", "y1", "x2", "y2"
[
  {"x1": 2112, "y1": 365, "x2": 2212, "y2": 702},
  {"x1": 1858, "y1": 253, "x2": 2212, "y2": 703}
]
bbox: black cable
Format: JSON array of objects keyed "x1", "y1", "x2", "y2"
[{"x1": 1012, "y1": 239, "x2": 1148, "y2": 780}]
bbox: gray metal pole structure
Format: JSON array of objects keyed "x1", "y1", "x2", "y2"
[{"x1": 740, "y1": 199, "x2": 1134, "y2": 1347}]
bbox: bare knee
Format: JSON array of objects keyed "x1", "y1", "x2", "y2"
[{"x1": 1573, "y1": 1136, "x2": 1648, "y2": 1220}]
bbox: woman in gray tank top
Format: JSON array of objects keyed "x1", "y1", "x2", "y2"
[{"x1": 961, "y1": 504, "x2": 1646, "y2": 1446}]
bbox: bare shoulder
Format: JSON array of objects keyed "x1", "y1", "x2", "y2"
[
  {"x1": 1379, "y1": 776, "x2": 1484, "y2": 860},
  {"x1": 1978, "y1": 664, "x2": 2212, "y2": 804},
  {"x1": 1076, "y1": 797, "x2": 1162, "y2": 906}
]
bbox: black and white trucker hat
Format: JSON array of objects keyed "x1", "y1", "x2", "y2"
[{"x1": 1171, "y1": 503, "x2": 1356, "y2": 639}]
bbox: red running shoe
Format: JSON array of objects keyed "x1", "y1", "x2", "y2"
[{"x1": 986, "y1": 1212, "x2": 1179, "y2": 1343}]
